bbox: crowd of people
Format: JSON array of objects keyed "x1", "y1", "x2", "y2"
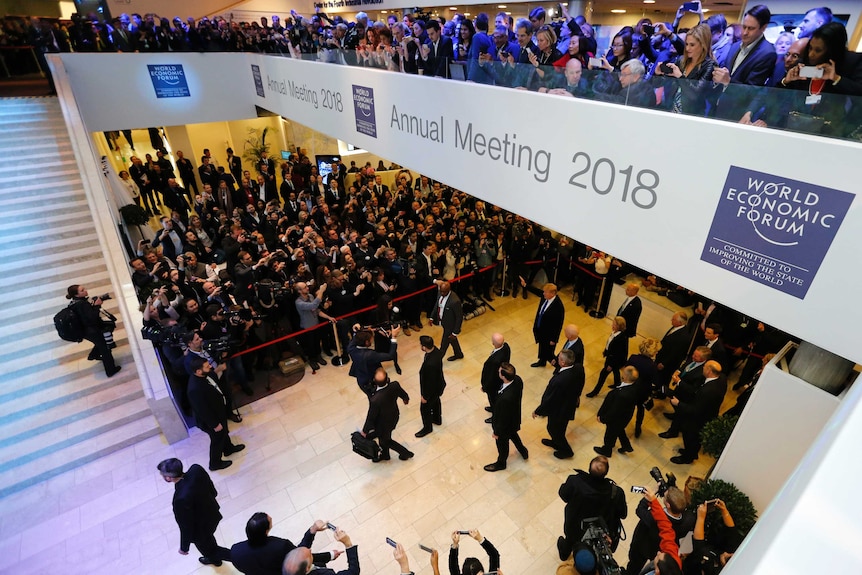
[{"x1": 6, "y1": 4, "x2": 862, "y2": 137}]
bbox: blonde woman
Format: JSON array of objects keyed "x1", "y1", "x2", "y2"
[
  {"x1": 655, "y1": 23, "x2": 716, "y2": 115},
  {"x1": 625, "y1": 337, "x2": 662, "y2": 438}
]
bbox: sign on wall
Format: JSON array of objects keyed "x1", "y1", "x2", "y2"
[
  {"x1": 146, "y1": 64, "x2": 190, "y2": 98},
  {"x1": 700, "y1": 167, "x2": 854, "y2": 299}
]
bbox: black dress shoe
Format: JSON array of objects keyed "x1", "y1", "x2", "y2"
[
  {"x1": 225, "y1": 444, "x2": 246, "y2": 455},
  {"x1": 663, "y1": 412, "x2": 675, "y2": 420},
  {"x1": 670, "y1": 455, "x2": 695, "y2": 465},
  {"x1": 518, "y1": 447, "x2": 529, "y2": 460},
  {"x1": 377, "y1": 454, "x2": 391, "y2": 461},
  {"x1": 395, "y1": 364, "x2": 403, "y2": 375},
  {"x1": 530, "y1": 361, "x2": 546, "y2": 368},
  {"x1": 557, "y1": 536, "x2": 570, "y2": 561},
  {"x1": 485, "y1": 407, "x2": 493, "y2": 413},
  {"x1": 209, "y1": 460, "x2": 233, "y2": 471},
  {"x1": 317, "y1": 356, "x2": 327, "y2": 366},
  {"x1": 593, "y1": 446, "x2": 612, "y2": 457},
  {"x1": 585, "y1": 391, "x2": 599, "y2": 398},
  {"x1": 554, "y1": 451, "x2": 574, "y2": 459},
  {"x1": 309, "y1": 361, "x2": 320, "y2": 371},
  {"x1": 634, "y1": 428, "x2": 642, "y2": 438},
  {"x1": 541, "y1": 438, "x2": 555, "y2": 447},
  {"x1": 484, "y1": 462, "x2": 506, "y2": 472},
  {"x1": 87, "y1": 350, "x2": 102, "y2": 361},
  {"x1": 106, "y1": 366, "x2": 122, "y2": 377},
  {"x1": 398, "y1": 451, "x2": 415, "y2": 460},
  {"x1": 658, "y1": 430, "x2": 679, "y2": 439},
  {"x1": 434, "y1": 419, "x2": 442, "y2": 426},
  {"x1": 199, "y1": 557, "x2": 223, "y2": 566},
  {"x1": 415, "y1": 429, "x2": 432, "y2": 438},
  {"x1": 447, "y1": 355, "x2": 464, "y2": 361},
  {"x1": 484, "y1": 417, "x2": 493, "y2": 424},
  {"x1": 608, "y1": 384, "x2": 619, "y2": 389},
  {"x1": 229, "y1": 413, "x2": 243, "y2": 423},
  {"x1": 617, "y1": 447, "x2": 634, "y2": 454}
]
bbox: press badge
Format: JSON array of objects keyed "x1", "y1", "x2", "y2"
[{"x1": 805, "y1": 94, "x2": 822, "y2": 105}]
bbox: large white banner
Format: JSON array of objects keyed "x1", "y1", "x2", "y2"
[{"x1": 59, "y1": 53, "x2": 862, "y2": 364}]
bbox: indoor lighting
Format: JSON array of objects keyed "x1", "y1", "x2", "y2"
[
  {"x1": 497, "y1": 4, "x2": 507, "y2": 8},
  {"x1": 702, "y1": 8, "x2": 710, "y2": 12},
  {"x1": 450, "y1": 7, "x2": 458, "y2": 10},
  {"x1": 611, "y1": 9, "x2": 626, "y2": 13},
  {"x1": 643, "y1": 0, "x2": 655, "y2": 3},
  {"x1": 381, "y1": 10, "x2": 387, "y2": 13},
  {"x1": 464, "y1": 12, "x2": 471, "y2": 16}
]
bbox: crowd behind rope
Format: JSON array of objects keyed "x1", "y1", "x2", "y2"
[{"x1": 9, "y1": 3, "x2": 862, "y2": 137}]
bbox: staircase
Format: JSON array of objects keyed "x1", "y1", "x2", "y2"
[{"x1": 0, "y1": 97, "x2": 162, "y2": 499}]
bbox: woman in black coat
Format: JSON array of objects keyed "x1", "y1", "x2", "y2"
[
  {"x1": 654, "y1": 23, "x2": 716, "y2": 116},
  {"x1": 625, "y1": 337, "x2": 661, "y2": 438},
  {"x1": 66, "y1": 284, "x2": 121, "y2": 377},
  {"x1": 448, "y1": 529, "x2": 500, "y2": 575}
]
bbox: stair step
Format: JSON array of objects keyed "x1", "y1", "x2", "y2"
[
  {"x1": 0, "y1": 335, "x2": 130, "y2": 385},
  {"x1": 0, "y1": 206, "x2": 90, "y2": 235},
  {"x1": 0, "y1": 321, "x2": 126, "y2": 361},
  {"x1": 0, "y1": 235, "x2": 99, "y2": 262},
  {"x1": 0, "y1": 189, "x2": 79, "y2": 209},
  {"x1": 0, "y1": 220, "x2": 93, "y2": 248},
  {"x1": 0, "y1": 253, "x2": 107, "y2": 289},
  {"x1": 0, "y1": 135, "x2": 71, "y2": 152},
  {"x1": 0, "y1": 167, "x2": 80, "y2": 186},
  {"x1": 0, "y1": 242, "x2": 101, "y2": 275},
  {"x1": 0, "y1": 272, "x2": 112, "y2": 321},
  {"x1": 0, "y1": 158, "x2": 79, "y2": 176}
]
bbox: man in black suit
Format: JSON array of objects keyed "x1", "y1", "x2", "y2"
[
  {"x1": 586, "y1": 316, "x2": 629, "y2": 398},
  {"x1": 175, "y1": 150, "x2": 198, "y2": 195},
  {"x1": 616, "y1": 283, "x2": 643, "y2": 339},
  {"x1": 595, "y1": 366, "x2": 640, "y2": 457},
  {"x1": 157, "y1": 458, "x2": 232, "y2": 566},
  {"x1": 702, "y1": 323, "x2": 729, "y2": 374},
  {"x1": 257, "y1": 151, "x2": 276, "y2": 176},
  {"x1": 481, "y1": 333, "x2": 511, "y2": 420},
  {"x1": 347, "y1": 326, "x2": 400, "y2": 397},
  {"x1": 531, "y1": 283, "x2": 565, "y2": 368},
  {"x1": 231, "y1": 515, "x2": 336, "y2": 575},
  {"x1": 485, "y1": 362, "x2": 529, "y2": 472},
  {"x1": 533, "y1": 349, "x2": 585, "y2": 459},
  {"x1": 659, "y1": 346, "x2": 713, "y2": 439},
  {"x1": 283, "y1": 527, "x2": 358, "y2": 575},
  {"x1": 416, "y1": 335, "x2": 446, "y2": 437},
  {"x1": 554, "y1": 324, "x2": 585, "y2": 367},
  {"x1": 670, "y1": 361, "x2": 728, "y2": 464},
  {"x1": 198, "y1": 155, "x2": 219, "y2": 189},
  {"x1": 323, "y1": 178, "x2": 343, "y2": 214},
  {"x1": 430, "y1": 281, "x2": 464, "y2": 361},
  {"x1": 655, "y1": 312, "x2": 692, "y2": 398},
  {"x1": 712, "y1": 4, "x2": 776, "y2": 120},
  {"x1": 226, "y1": 147, "x2": 243, "y2": 184},
  {"x1": 187, "y1": 356, "x2": 246, "y2": 471},
  {"x1": 362, "y1": 368, "x2": 413, "y2": 461},
  {"x1": 421, "y1": 20, "x2": 454, "y2": 78}
]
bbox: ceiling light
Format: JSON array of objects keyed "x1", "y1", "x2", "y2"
[
  {"x1": 497, "y1": 4, "x2": 507, "y2": 8},
  {"x1": 643, "y1": 0, "x2": 655, "y2": 3},
  {"x1": 450, "y1": 7, "x2": 458, "y2": 10},
  {"x1": 464, "y1": 12, "x2": 471, "y2": 16},
  {"x1": 611, "y1": 9, "x2": 626, "y2": 13},
  {"x1": 702, "y1": 8, "x2": 710, "y2": 12},
  {"x1": 381, "y1": 10, "x2": 387, "y2": 13}
]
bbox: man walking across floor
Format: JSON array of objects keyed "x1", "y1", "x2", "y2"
[
  {"x1": 157, "y1": 458, "x2": 233, "y2": 567},
  {"x1": 187, "y1": 356, "x2": 246, "y2": 471},
  {"x1": 416, "y1": 335, "x2": 446, "y2": 437},
  {"x1": 532, "y1": 349, "x2": 585, "y2": 459},
  {"x1": 669, "y1": 360, "x2": 727, "y2": 465},
  {"x1": 531, "y1": 283, "x2": 565, "y2": 368},
  {"x1": 616, "y1": 283, "x2": 643, "y2": 338},
  {"x1": 594, "y1": 366, "x2": 639, "y2": 457},
  {"x1": 481, "y1": 333, "x2": 511, "y2": 423},
  {"x1": 484, "y1": 362, "x2": 529, "y2": 472},
  {"x1": 362, "y1": 368, "x2": 414, "y2": 461},
  {"x1": 430, "y1": 281, "x2": 464, "y2": 361}
]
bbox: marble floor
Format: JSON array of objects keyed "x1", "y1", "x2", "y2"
[{"x1": 0, "y1": 284, "x2": 729, "y2": 575}]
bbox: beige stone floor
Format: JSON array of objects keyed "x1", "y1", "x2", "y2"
[{"x1": 0, "y1": 285, "x2": 724, "y2": 575}]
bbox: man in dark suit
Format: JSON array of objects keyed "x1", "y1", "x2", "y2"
[
  {"x1": 323, "y1": 178, "x2": 343, "y2": 214},
  {"x1": 231, "y1": 515, "x2": 335, "y2": 575},
  {"x1": 198, "y1": 155, "x2": 219, "y2": 189},
  {"x1": 430, "y1": 281, "x2": 464, "y2": 361},
  {"x1": 416, "y1": 335, "x2": 446, "y2": 437},
  {"x1": 347, "y1": 326, "x2": 400, "y2": 396},
  {"x1": 481, "y1": 333, "x2": 511, "y2": 419},
  {"x1": 485, "y1": 362, "x2": 529, "y2": 472},
  {"x1": 670, "y1": 361, "x2": 728, "y2": 464},
  {"x1": 554, "y1": 324, "x2": 585, "y2": 368},
  {"x1": 175, "y1": 150, "x2": 198, "y2": 195},
  {"x1": 226, "y1": 147, "x2": 243, "y2": 184},
  {"x1": 655, "y1": 312, "x2": 692, "y2": 398},
  {"x1": 187, "y1": 357, "x2": 246, "y2": 471},
  {"x1": 712, "y1": 4, "x2": 776, "y2": 120},
  {"x1": 533, "y1": 349, "x2": 585, "y2": 459},
  {"x1": 702, "y1": 323, "x2": 729, "y2": 374},
  {"x1": 422, "y1": 20, "x2": 454, "y2": 78},
  {"x1": 283, "y1": 527, "x2": 358, "y2": 575},
  {"x1": 362, "y1": 368, "x2": 413, "y2": 461},
  {"x1": 659, "y1": 346, "x2": 713, "y2": 439},
  {"x1": 530, "y1": 283, "x2": 565, "y2": 368},
  {"x1": 257, "y1": 151, "x2": 276, "y2": 176},
  {"x1": 157, "y1": 457, "x2": 232, "y2": 566},
  {"x1": 594, "y1": 366, "x2": 640, "y2": 456},
  {"x1": 616, "y1": 283, "x2": 643, "y2": 339},
  {"x1": 586, "y1": 316, "x2": 629, "y2": 397}
]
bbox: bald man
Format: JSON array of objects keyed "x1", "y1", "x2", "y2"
[
  {"x1": 481, "y1": 333, "x2": 511, "y2": 418},
  {"x1": 554, "y1": 324, "x2": 585, "y2": 367},
  {"x1": 669, "y1": 360, "x2": 728, "y2": 465},
  {"x1": 616, "y1": 283, "x2": 642, "y2": 339},
  {"x1": 283, "y1": 527, "x2": 358, "y2": 575}
]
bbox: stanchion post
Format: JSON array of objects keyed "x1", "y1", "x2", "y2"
[
  {"x1": 553, "y1": 254, "x2": 560, "y2": 285},
  {"x1": 589, "y1": 276, "x2": 608, "y2": 319},
  {"x1": 330, "y1": 321, "x2": 348, "y2": 367},
  {"x1": 499, "y1": 258, "x2": 510, "y2": 297}
]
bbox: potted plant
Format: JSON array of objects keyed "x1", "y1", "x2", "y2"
[
  {"x1": 242, "y1": 126, "x2": 275, "y2": 166},
  {"x1": 689, "y1": 478, "x2": 758, "y2": 541},
  {"x1": 700, "y1": 414, "x2": 739, "y2": 459}
]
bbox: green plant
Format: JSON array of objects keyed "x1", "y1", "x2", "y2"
[
  {"x1": 241, "y1": 127, "x2": 274, "y2": 165},
  {"x1": 119, "y1": 203, "x2": 150, "y2": 226},
  {"x1": 690, "y1": 479, "x2": 758, "y2": 542},
  {"x1": 701, "y1": 414, "x2": 739, "y2": 458}
]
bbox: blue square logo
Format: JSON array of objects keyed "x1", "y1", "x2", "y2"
[
  {"x1": 352, "y1": 85, "x2": 377, "y2": 138},
  {"x1": 147, "y1": 64, "x2": 190, "y2": 98}
]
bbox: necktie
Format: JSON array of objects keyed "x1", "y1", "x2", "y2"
[
  {"x1": 439, "y1": 297, "x2": 445, "y2": 320},
  {"x1": 683, "y1": 361, "x2": 697, "y2": 373},
  {"x1": 617, "y1": 297, "x2": 629, "y2": 316},
  {"x1": 206, "y1": 376, "x2": 226, "y2": 404}
]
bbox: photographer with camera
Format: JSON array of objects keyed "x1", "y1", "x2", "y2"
[
  {"x1": 683, "y1": 499, "x2": 739, "y2": 575},
  {"x1": 199, "y1": 304, "x2": 255, "y2": 399},
  {"x1": 183, "y1": 330, "x2": 243, "y2": 422},
  {"x1": 64, "y1": 285, "x2": 121, "y2": 377},
  {"x1": 626, "y1": 483, "x2": 693, "y2": 575},
  {"x1": 557, "y1": 455, "x2": 627, "y2": 561},
  {"x1": 632, "y1": 486, "x2": 683, "y2": 575}
]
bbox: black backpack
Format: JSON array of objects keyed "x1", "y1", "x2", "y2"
[{"x1": 54, "y1": 302, "x2": 84, "y2": 343}]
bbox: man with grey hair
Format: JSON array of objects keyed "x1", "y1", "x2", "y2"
[
  {"x1": 595, "y1": 58, "x2": 658, "y2": 108},
  {"x1": 533, "y1": 349, "x2": 585, "y2": 459},
  {"x1": 670, "y1": 360, "x2": 727, "y2": 464},
  {"x1": 282, "y1": 527, "x2": 358, "y2": 575}
]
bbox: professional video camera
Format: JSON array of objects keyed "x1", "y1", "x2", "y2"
[
  {"x1": 141, "y1": 324, "x2": 190, "y2": 347},
  {"x1": 202, "y1": 335, "x2": 240, "y2": 355},
  {"x1": 580, "y1": 517, "x2": 622, "y2": 575},
  {"x1": 649, "y1": 466, "x2": 678, "y2": 497},
  {"x1": 225, "y1": 306, "x2": 260, "y2": 324}
]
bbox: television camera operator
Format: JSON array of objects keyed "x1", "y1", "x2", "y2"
[
  {"x1": 182, "y1": 330, "x2": 242, "y2": 423},
  {"x1": 199, "y1": 303, "x2": 256, "y2": 399}
]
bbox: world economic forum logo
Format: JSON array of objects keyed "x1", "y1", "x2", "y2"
[
  {"x1": 700, "y1": 166, "x2": 853, "y2": 299},
  {"x1": 147, "y1": 64, "x2": 190, "y2": 98},
  {"x1": 352, "y1": 85, "x2": 377, "y2": 138}
]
